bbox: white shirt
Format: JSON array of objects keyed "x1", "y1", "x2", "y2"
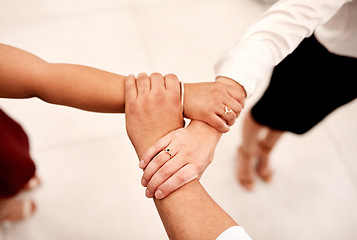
[
  {"x1": 216, "y1": 226, "x2": 252, "y2": 240},
  {"x1": 215, "y1": 0, "x2": 357, "y2": 97}
]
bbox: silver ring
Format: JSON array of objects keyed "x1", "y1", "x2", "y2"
[
  {"x1": 224, "y1": 106, "x2": 233, "y2": 114},
  {"x1": 164, "y1": 148, "x2": 173, "y2": 158}
]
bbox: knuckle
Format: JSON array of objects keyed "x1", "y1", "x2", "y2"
[
  {"x1": 147, "y1": 182, "x2": 157, "y2": 192},
  {"x1": 219, "y1": 124, "x2": 229, "y2": 133},
  {"x1": 142, "y1": 172, "x2": 151, "y2": 182},
  {"x1": 176, "y1": 172, "x2": 188, "y2": 183},
  {"x1": 212, "y1": 118, "x2": 228, "y2": 133},
  {"x1": 159, "y1": 167, "x2": 171, "y2": 179},
  {"x1": 157, "y1": 184, "x2": 171, "y2": 196},
  {"x1": 156, "y1": 154, "x2": 167, "y2": 166},
  {"x1": 228, "y1": 114, "x2": 236, "y2": 122},
  {"x1": 151, "y1": 144, "x2": 163, "y2": 155},
  {"x1": 191, "y1": 163, "x2": 202, "y2": 174},
  {"x1": 165, "y1": 73, "x2": 178, "y2": 81},
  {"x1": 150, "y1": 72, "x2": 163, "y2": 78},
  {"x1": 223, "y1": 113, "x2": 233, "y2": 121},
  {"x1": 198, "y1": 163, "x2": 205, "y2": 173},
  {"x1": 192, "y1": 166, "x2": 201, "y2": 179},
  {"x1": 184, "y1": 148, "x2": 195, "y2": 159},
  {"x1": 137, "y1": 72, "x2": 148, "y2": 80}
]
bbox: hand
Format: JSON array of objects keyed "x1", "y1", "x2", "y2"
[
  {"x1": 183, "y1": 78, "x2": 246, "y2": 133},
  {"x1": 125, "y1": 73, "x2": 184, "y2": 159},
  {"x1": 139, "y1": 120, "x2": 221, "y2": 199}
]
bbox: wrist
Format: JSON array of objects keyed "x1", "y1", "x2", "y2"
[
  {"x1": 187, "y1": 120, "x2": 222, "y2": 144},
  {"x1": 182, "y1": 83, "x2": 192, "y2": 118}
]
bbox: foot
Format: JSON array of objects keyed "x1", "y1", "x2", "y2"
[
  {"x1": 256, "y1": 141, "x2": 273, "y2": 182},
  {"x1": 236, "y1": 146, "x2": 256, "y2": 190},
  {"x1": 0, "y1": 199, "x2": 36, "y2": 222}
]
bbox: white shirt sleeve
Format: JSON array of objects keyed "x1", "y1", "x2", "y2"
[
  {"x1": 215, "y1": 0, "x2": 351, "y2": 97},
  {"x1": 216, "y1": 226, "x2": 252, "y2": 240}
]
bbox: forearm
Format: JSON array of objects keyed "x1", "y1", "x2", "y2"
[
  {"x1": 153, "y1": 121, "x2": 236, "y2": 240},
  {"x1": 139, "y1": 122, "x2": 235, "y2": 239},
  {"x1": 187, "y1": 119, "x2": 222, "y2": 148},
  {"x1": 38, "y1": 63, "x2": 125, "y2": 113},
  {"x1": 0, "y1": 43, "x2": 125, "y2": 113},
  {"x1": 215, "y1": 0, "x2": 348, "y2": 97},
  {"x1": 154, "y1": 180, "x2": 237, "y2": 240}
]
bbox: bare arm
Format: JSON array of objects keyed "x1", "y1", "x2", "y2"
[
  {"x1": 124, "y1": 73, "x2": 238, "y2": 240},
  {"x1": 154, "y1": 180, "x2": 238, "y2": 240},
  {"x1": 0, "y1": 43, "x2": 125, "y2": 113}
]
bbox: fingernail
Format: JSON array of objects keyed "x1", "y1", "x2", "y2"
[
  {"x1": 139, "y1": 160, "x2": 145, "y2": 168},
  {"x1": 146, "y1": 189, "x2": 153, "y2": 198},
  {"x1": 141, "y1": 178, "x2": 147, "y2": 187},
  {"x1": 155, "y1": 190, "x2": 163, "y2": 199}
]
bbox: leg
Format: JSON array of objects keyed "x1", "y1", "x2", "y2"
[
  {"x1": 237, "y1": 110, "x2": 265, "y2": 190},
  {"x1": 256, "y1": 127, "x2": 284, "y2": 182}
]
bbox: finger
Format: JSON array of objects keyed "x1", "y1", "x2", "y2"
[
  {"x1": 136, "y1": 72, "x2": 151, "y2": 95},
  {"x1": 141, "y1": 146, "x2": 177, "y2": 187},
  {"x1": 207, "y1": 114, "x2": 229, "y2": 133},
  {"x1": 221, "y1": 109, "x2": 237, "y2": 126},
  {"x1": 221, "y1": 104, "x2": 237, "y2": 126},
  {"x1": 227, "y1": 86, "x2": 246, "y2": 108},
  {"x1": 140, "y1": 132, "x2": 173, "y2": 169},
  {"x1": 145, "y1": 156, "x2": 185, "y2": 196},
  {"x1": 150, "y1": 72, "x2": 165, "y2": 91},
  {"x1": 124, "y1": 74, "x2": 137, "y2": 101},
  {"x1": 164, "y1": 74, "x2": 180, "y2": 93},
  {"x1": 223, "y1": 98, "x2": 243, "y2": 118},
  {"x1": 154, "y1": 164, "x2": 198, "y2": 199}
]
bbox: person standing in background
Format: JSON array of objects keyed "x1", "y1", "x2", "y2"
[
  {"x1": 141, "y1": 0, "x2": 357, "y2": 194},
  {"x1": 214, "y1": 0, "x2": 357, "y2": 189}
]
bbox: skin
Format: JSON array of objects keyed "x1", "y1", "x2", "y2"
[
  {"x1": 0, "y1": 44, "x2": 126, "y2": 113},
  {"x1": 0, "y1": 42, "x2": 247, "y2": 201},
  {"x1": 141, "y1": 76, "x2": 247, "y2": 199},
  {"x1": 237, "y1": 110, "x2": 283, "y2": 190},
  {"x1": 124, "y1": 73, "x2": 239, "y2": 240},
  {"x1": 140, "y1": 120, "x2": 221, "y2": 199},
  {"x1": 184, "y1": 81, "x2": 246, "y2": 133}
]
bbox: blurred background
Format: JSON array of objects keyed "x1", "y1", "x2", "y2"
[{"x1": 0, "y1": 0, "x2": 356, "y2": 239}]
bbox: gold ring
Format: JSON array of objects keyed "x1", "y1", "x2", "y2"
[
  {"x1": 224, "y1": 106, "x2": 233, "y2": 114},
  {"x1": 164, "y1": 148, "x2": 172, "y2": 158}
]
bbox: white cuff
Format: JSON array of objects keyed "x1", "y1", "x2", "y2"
[
  {"x1": 215, "y1": 38, "x2": 274, "y2": 97},
  {"x1": 216, "y1": 226, "x2": 253, "y2": 240}
]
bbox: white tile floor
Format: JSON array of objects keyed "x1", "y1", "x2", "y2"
[{"x1": 0, "y1": 0, "x2": 356, "y2": 239}]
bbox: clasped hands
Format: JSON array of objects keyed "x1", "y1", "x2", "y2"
[{"x1": 125, "y1": 73, "x2": 246, "y2": 200}]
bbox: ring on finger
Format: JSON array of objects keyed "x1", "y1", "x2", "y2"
[
  {"x1": 224, "y1": 105, "x2": 233, "y2": 115},
  {"x1": 163, "y1": 148, "x2": 173, "y2": 158}
]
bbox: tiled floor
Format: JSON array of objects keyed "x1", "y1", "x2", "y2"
[{"x1": 0, "y1": 0, "x2": 356, "y2": 239}]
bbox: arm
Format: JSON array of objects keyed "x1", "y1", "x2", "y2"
[
  {"x1": 124, "y1": 73, "x2": 249, "y2": 240},
  {"x1": 183, "y1": 81, "x2": 246, "y2": 133},
  {"x1": 215, "y1": 0, "x2": 350, "y2": 97},
  {"x1": 140, "y1": 119, "x2": 221, "y2": 199},
  {"x1": 0, "y1": 44, "x2": 243, "y2": 199},
  {"x1": 0, "y1": 43, "x2": 245, "y2": 126},
  {"x1": 139, "y1": 79, "x2": 246, "y2": 199},
  {"x1": 0, "y1": 43, "x2": 125, "y2": 113}
]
